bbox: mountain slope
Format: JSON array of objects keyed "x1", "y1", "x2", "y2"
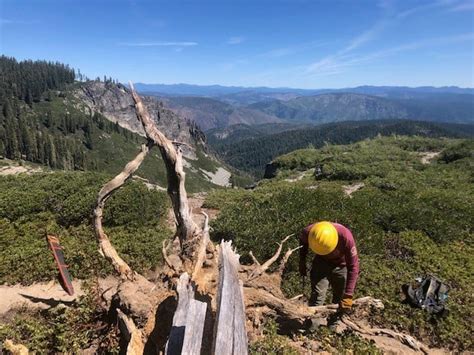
[
  {"x1": 158, "y1": 96, "x2": 281, "y2": 131},
  {"x1": 249, "y1": 93, "x2": 410, "y2": 123},
  {"x1": 206, "y1": 136, "x2": 473, "y2": 351},
  {"x1": 0, "y1": 57, "x2": 232, "y2": 190}
]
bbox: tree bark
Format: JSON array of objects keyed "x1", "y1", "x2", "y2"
[
  {"x1": 129, "y1": 83, "x2": 198, "y2": 251},
  {"x1": 93, "y1": 142, "x2": 152, "y2": 280}
]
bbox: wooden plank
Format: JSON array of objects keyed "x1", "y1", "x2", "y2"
[
  {"x1": 233, "y1": 280, "x2": 249, "y2": 355},
  {"x1": 181, "y1": 299, "x2": 207, "y2": 354},
  {"x1": 214, "y1": 242, "x2": 235, "y2": 354},
  {"x1": 166, "y1": 273, "x2": 194, "y2": 355},
  {"x1": 214, "y1": 241, "x2": 249, "y2": 355}
]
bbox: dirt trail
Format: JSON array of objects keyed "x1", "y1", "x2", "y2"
[{"x1": 0, "y1": 277, "x2": 119, "y2": 316}]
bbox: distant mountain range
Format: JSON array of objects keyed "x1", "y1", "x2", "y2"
[
  {"x1": 134, "y1": 83, "x2": 474, "y2": 99},
  {"x1": 137, "y1": 84, "x2": 474, "y2": 130}
]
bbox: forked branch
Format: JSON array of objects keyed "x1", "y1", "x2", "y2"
[
  {"x1": 129, "y1": 82, "x2": 198, "y2": 250},
  {"x1": 93, "y1": 142, "x2": 152, "y2": 280},
  {"x1": 278, "y1": 245, "x2": 302, "y2": 274},
  {"x1": 248, "y1": 234, "x2": 294, "y2": 280}
]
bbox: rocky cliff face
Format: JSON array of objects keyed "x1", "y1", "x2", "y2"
[{"x1": 74, "y1": 81, "x2": 206, "y2": 157}]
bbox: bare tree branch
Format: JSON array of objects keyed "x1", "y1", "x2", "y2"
[
  {"x1": 248, "y1": 251, "x2": 260, "y2": 266},
  {"x1": 248, "y1": 234, "x2": 294, "y2": 280},
  {"x1": 129, "y1": 82, "x2": 198, "y2": 250},
  {"x1": 191, "y1": 212, "x2": 210, "y2": 281},
  {"x1": 278, "y1": 245, "x2": 302, "y2": 274},
  {"x1": 93, "y1": 142, "x2": 152, "y2": 280},
  {"x1": 162, "y1": 240, "x2": 174, "y2": 270}
]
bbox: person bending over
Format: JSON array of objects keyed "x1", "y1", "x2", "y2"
[{"x1": 299, "y1": 221, "x2": 359, "y2": 314}]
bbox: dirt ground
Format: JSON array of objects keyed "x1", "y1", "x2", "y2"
[{"x1": 0, "y1": 277, "x2": 119, "y2": 316}]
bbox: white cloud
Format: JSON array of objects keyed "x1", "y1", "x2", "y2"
[
  {"x1": 448, "y1": 0, "x2": 474, "y2": 11},
  {"x1": 306, "y1": 33, "x2": 474, "y2": 75},
  {"x1": 341, "y1": 20, "x2": 389, "y2": 54},
  {"x1": 0, "y1": 18, "x2": 39, "y2": 25},
  {"x1": 227, "y1": 36, "x2": 245, "y2": 45},
  {"x1": 118, "y1": 41, "x2": 198, "y2": 47}
]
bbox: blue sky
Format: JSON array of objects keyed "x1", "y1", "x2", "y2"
[{"x1": 1, "y1": 0, "x2": 473, "y2": 88}]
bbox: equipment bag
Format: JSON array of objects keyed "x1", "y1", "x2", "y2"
[{"x1": 402, "y1": 275, "x2": 449, "y2": 315}]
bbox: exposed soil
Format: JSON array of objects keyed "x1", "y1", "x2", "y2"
[
  {"x1": 0, "y1": 163, "x2": 43, "y2": 176},
  {"x1": 0, "y1": 277, "x2": 119, "y2": 316},
  {"x1": 343, "y1": 182, "x2": 365, "y2": 197}
]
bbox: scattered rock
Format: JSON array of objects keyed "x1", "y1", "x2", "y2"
[
  {"x1": 420, "y1": 151, "x2": 440, "y2": 164},
  {"x1": 343, "y1": 182, "x2": 365, "y2": 197}
]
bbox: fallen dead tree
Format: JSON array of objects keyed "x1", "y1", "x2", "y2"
[{"x1": 90, "y1": 84, "x2": 441, "y2": 354}]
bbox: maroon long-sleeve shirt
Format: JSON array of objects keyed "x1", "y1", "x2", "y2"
[{"x1": 300, "y1": 222, "x2": 359, "y2": 296}]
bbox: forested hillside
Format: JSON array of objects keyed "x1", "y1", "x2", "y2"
[
  {"x1": 0, "y1": 56, "x2": 231, "y2": 191},
  {"x1": 249, "y1": 92, "x2": 474, "y2": 124},
  {"x1": 208, "y1": 119, "x2": 474, "y2": 177}
]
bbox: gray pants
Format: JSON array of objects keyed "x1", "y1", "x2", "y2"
[{"x1": 309, "y1": 257, "x2": 347, "y2": 306}]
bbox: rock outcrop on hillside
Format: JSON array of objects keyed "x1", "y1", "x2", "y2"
[{"x1": 74, "y1": 81, "x2": 206, "y2": 157}]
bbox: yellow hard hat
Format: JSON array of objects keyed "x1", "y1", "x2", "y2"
[{"x1": 308, "y1": 222, "x2": 338, "y2": 255}]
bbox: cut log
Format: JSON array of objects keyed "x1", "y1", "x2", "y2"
[
  {"x1": 165, "y1": 273, "x2": 207, "y2": 355},
  {"x1": 214, "y1": 241, "x2": 249, "y2": 355},
  {"x1": 181, "y1": 299, "x2": 207, "y2": 354},
  {"x1": 3, "y1": 340, "x2": 29, "y2": 355},
  {"x1": 191, "y1": 212, "x2": 211, "y2": 281}
]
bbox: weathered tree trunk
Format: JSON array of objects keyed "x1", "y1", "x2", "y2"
[
  {"x1": 214, "y1": 241, "x2": 248, "y2": 355},
  {"x1": 129, "y1": 83, "x2": 198, "y2": 251}
]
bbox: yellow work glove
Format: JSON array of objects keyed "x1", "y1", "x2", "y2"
[{"x1": 339, "y1": 295, "x2": 353, "y2": 312}]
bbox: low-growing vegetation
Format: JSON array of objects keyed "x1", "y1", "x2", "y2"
[
  {"x1": 0, "y1": 282, "x2": 119, "y2": 353},
  {"x1": 207, "y1": 136, "x2": 473, "y2": 350},
  {"x1": 0, "y1": 171, "x2": 171, "y2": 284}
]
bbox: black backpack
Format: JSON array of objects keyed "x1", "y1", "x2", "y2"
[{"x1": 402, "y1": 276, "x2": 449, "y2": 315}]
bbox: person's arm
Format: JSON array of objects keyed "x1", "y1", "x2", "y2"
[
  {"x1": 341, "y1": 227, "x2": 359, "y2": 309},
  {"x1": 298, "y1": 225, "x2": 311, "y2": 276}
]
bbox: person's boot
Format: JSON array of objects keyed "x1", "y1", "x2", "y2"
[
  {"x1": 326, "y1": 311, "x2": 342, "y2": 331},
  {"x1": 308, "y1": 317, "x2": 326, "y2": 333}
]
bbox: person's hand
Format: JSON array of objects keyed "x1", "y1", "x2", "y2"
[
  {"x1": 299, "y1": 261, "x2": 307, "y2": 276},
  {"x1": 339, "y1": 295, "x2": 353, "y2": 313}
]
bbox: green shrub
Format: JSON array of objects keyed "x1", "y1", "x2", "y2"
[
  {"x1": 0, "y1": 172, "x2": 171, "y2": 284},
  {"x1": 439, "y1": 140, "x2": 474, "y2": 163},
  {"x1": 249, "y1": 319, "x2": 299, "y2": 355},
  {"x1": 0, "y1": 284, "x2": 119, "y2": 353},
  {"x1": 209, "y1": 136, "x2": 474, "y2": 350}
]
